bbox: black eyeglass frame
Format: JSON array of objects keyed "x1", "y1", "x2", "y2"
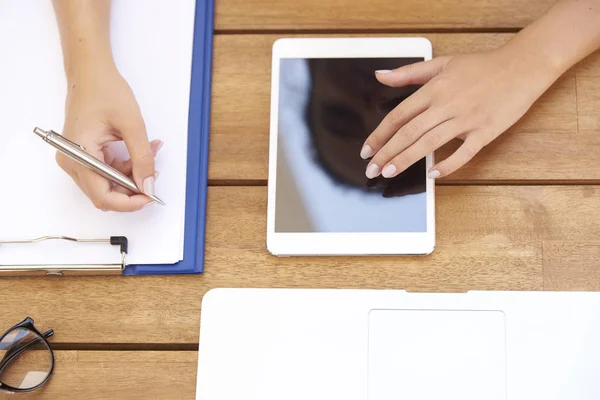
[{"x1": 0, "y1": 317, "x2": 55, "y2": 393}]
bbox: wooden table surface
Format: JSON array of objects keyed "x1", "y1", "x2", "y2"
[{"x1": 3, "y1": 1, "x2": 600, "y2": 398}]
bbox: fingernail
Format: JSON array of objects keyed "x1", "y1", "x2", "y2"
[
  {"x1": 382, "y1": 164, "x2": 396, "y2": 178},
  {"x1": 360, "y1": 145, "x2": 373, "y2": 159},
  {"x1": 155, "y1": 171, "x2": 160, "y2": 180},
  {"x1": 375, "y1": 70, "x2": 392, "y2": 74},
  {"x1": 428, "y1": 170, "x2": 441, "y2": 179},
  {"x1": 366, "y1": 164, "x2": 380, "y2": 179},
  {"x1": 143, "y1": 177, "x2": 155, "y2": 197},
  {"x1": 153, "y1": 141, "x2": 164, "y2": 156}
]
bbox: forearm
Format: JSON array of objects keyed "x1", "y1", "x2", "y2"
[
  {"x1": 52, "y1": 0, "x2": 115, "y2": 82},
  {"x1": 501, "y1": 0, "x2": 600, "y2": 81}
]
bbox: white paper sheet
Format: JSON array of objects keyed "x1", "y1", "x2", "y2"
[{"x1": 0, "y1": 0, "x2": 195, "y2": 265}]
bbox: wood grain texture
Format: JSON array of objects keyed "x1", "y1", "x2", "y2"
[
  {"x1": 577, "y1": 76, "x2": 600, "y2": 131},
  {"x1": 14, "y1": 351, "x2": 197, "y2": 400},
  {"x1": 576, "y1": 49, "x2": 600, "y2": 77},
  {"x1": 544, "y1": 241, "x2": 600, "y2": 291},
  {"x1": 209, "y1": 34, "x2": 600, "y2": 182},
  {"x1": 3, "y1": 186, "x2": 600, "y2": 344},
  {"x1": 215, "y1": 0, "x2": 555, "y2": 31}
]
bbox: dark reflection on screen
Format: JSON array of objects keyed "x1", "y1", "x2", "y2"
[{"x1": 275, "y1": 57, "x2": 427, "y2": 233}]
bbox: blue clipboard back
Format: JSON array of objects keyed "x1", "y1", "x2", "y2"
[{"x1": 124, "y1": 0, "x2": 214, "y2": 276}]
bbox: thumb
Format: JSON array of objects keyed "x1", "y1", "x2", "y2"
[
  {"x1": 120, "y1": 120, "x2": 156, "y2": 197},
  {"x1": 375, "y1": 56, "x2": 452, "y2": 87}
]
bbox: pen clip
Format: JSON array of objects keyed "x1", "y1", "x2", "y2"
[{"x1": 53, "y1": 132, "x2": 86, "y2": 151}]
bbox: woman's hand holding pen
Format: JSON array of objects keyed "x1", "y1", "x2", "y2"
[
  {"x1": 58, "y1": 65, "x2": 162, "y2": 212},
  {"x1": 53, "y1": 0, "x2": 161, "y2": 212}
]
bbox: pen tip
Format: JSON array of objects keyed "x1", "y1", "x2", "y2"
[{"x1": 151, "y1": 195, "x2": 166, "y2": 205}]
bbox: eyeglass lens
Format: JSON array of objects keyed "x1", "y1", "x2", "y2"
[{"x1": 0, "y1": 327, "x2": 52, "y2": 390}]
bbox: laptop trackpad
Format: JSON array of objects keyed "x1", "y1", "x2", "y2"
[{"x1": 368, "y1": 310, "x2": 506, "y2": 400}]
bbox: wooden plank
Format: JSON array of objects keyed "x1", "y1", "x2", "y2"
[
  {"x1": 544, "y1": 241, "x2": 600, "y2": 291},
  {"x1": 215, "y1": 0, "x2": 555, "y2": 31},
  {"x1": 209, "y1": 34, "x2": 600, "y2": 182},
  {"x1": 576, "y1": 49, "x2": 600, "y2": 77},
  {"x1": 15, "y1": 351, "x2": 196, "y2": 400},
  {"x1": 4, "y1": 186, "x2": 600, "y2": 343},
  {"x1": 577, "y1": 76, "x2": 600, "y2": 130}
]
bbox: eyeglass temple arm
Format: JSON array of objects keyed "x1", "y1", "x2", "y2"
[{"x1": 0, "y1": 330, "x2": 54, "y2": 376}]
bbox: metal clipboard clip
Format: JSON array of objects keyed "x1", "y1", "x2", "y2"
[{"x1": 0, "y1": 235, "x2": 128, "y2": 277}]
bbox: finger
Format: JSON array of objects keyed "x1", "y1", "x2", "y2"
[
  {"x1": 381, "y1": 160, "x2": 427, "y2": 198},
  {"x1": 379, "y1": 118, "x2": 465, "y2": 179},
  {"x1": 428, "y1": 136, "x2": 483, "y2": 179},
  {"x1": 375, "y1": 56, "x2": 452, "y2": 87},
  {"x1": 117, "y1": 116, "x2": 158, "y2": 195},
  {"x1": 149, "y1": 139, "x2": 163, "y2": 157},
  {"x1": 110, "y1": 158, "x2": 133, "y2": 176},
  {"x1": 56, "y1": 152, "x2": 97, "y2": 198},
  {"x1": 366, "y1": 109, "x2": 449, "y2": 179},
  {"x1": 360, "y1": 90, "x2": 430, "y2": 160},
  {"x1": 56, "y1": 153, "x2": 88, "y2": 195},
  {"x1": 111, "y1": 171, "x2": 160, "y2": 196},
  {"x1": 112, "y1": 184, "x2": 135, "y2": 196},
  {"x1": 79, "y1": 168, "x2": 151, "y2": 212},
  {"x1": 103, "y1": 139, "x2": 163, "y2": 177}
]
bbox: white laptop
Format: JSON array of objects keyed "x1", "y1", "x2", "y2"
[{"x1": 196, "y1": 288, "x2": 600, "y2": 400}]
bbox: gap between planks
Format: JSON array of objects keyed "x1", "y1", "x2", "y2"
[
  {"x1": 52, "y1": 343, "x2": 199, "y2": 351},
  {"x1": 214, "y1": 27, "x2": 523, "y2": 35},
  {"x1": 208, "y1": 179, "x2": 600, "y2": 187}
]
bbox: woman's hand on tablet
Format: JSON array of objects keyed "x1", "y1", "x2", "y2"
[
  {"x1": 361, "y1": 50, "x2": 555, "y2": 180},
  {"x1": 361, "y1": 0, "x2": 600, "y2": 180}
]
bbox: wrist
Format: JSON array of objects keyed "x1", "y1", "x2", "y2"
[
  {"x1": 496, "y1": 37, "x2": 564, "y2": 90},
  {"x1": 53, "y1": 0, "x2": 115, "y2": 84},
  {"x1": 495, "y1": 0, "x2": 600, "y2": 87},
  {"x1": 65, "y1": 49, "x2": 118, "y2": 86},
  {"x1": 58, "y1": 15, "x2": 115, "y2": 83}
]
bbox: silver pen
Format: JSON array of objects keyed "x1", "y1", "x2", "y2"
[{"x1": 33, "y1": 127, "x2": 165, "y2": 205}]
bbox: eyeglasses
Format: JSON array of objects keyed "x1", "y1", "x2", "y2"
[{"x1": 0, "y1": 318, "x2": 54, "y2": 394}]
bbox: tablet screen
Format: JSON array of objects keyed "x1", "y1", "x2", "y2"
[{"x1": 275, "y1": 57, "x2": 427, "y2": 233}]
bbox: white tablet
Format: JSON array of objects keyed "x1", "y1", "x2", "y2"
[{"x1": 266, "y1": 37, "x2": 435, "y2": 256}]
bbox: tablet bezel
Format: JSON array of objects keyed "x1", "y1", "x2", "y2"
[{"x1": 266, "y1": 37, "x2": 435, "y2": 256}]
